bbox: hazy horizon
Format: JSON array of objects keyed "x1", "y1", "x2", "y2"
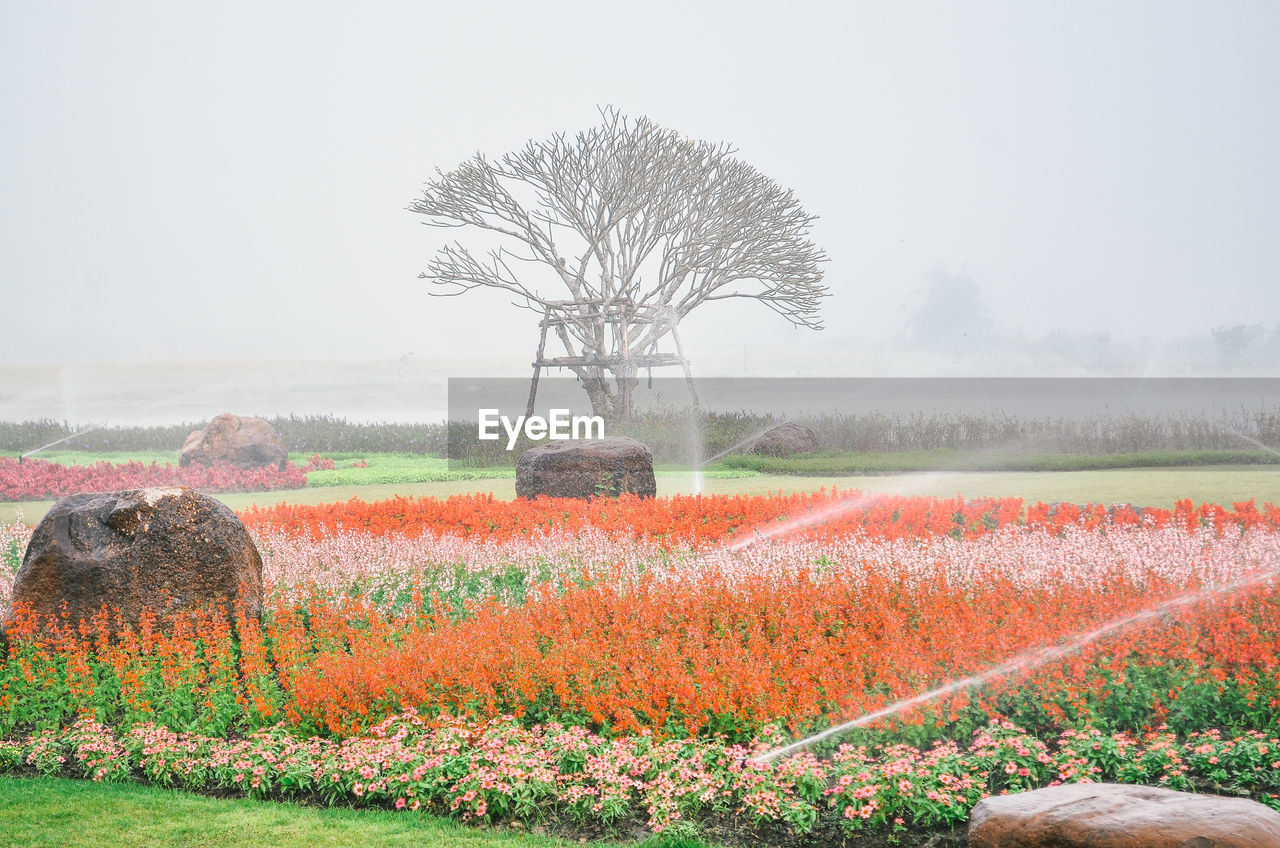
[
  {"x1": 3, "y1": 1, "x2": 1278, "y2": 410},
  {"x1": 2, "y1": 1, "x2": 1280, "y2": 363},
  {"x1": 5, "y1": 354, "x2": 1280, "y2": 427}
]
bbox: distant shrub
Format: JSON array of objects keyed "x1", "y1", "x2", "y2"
[
  {"x1": 0, "y1": 416, "x2": 450, "y2": 457},
  {"x1": 3, "y1": 406, "x2": 1277, "y2": 463}
]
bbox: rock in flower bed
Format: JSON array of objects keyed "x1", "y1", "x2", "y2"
[
  {"x1": 5, "y1": 487, "x2": 264, "y2": 634},
  {"x1": 968, "y1": 781, "x2": 1280, "y2": 848}
]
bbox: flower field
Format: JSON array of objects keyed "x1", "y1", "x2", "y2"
[
  {"x1": 2, "y1": 490, "x2": 1279, "y2": 843},
  {"x1": 0, "y1": 455, "x2": 316, "y2": 501}
]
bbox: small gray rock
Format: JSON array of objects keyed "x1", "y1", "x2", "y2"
[{"x1": 750, "y1": 422, "x2": 820, "y2": 457}]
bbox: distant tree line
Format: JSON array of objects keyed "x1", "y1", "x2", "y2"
[
  {"x1": 894, "y1": 269, "x2": 1280, "y2": 373},
  {"x1": 4, "y1": 408, "x2": 1278, "y2": 465},
  {"x1": 0, "y1": 416, "x2": 449, "y2": 457}
]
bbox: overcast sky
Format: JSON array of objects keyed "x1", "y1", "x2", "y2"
[{"x1": 2, "y1": 0, "x2": 1278, "y2": 370}]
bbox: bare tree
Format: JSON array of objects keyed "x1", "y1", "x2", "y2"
[{"x1": 408, "y1": 108, "x2": 829, "y2": 419}]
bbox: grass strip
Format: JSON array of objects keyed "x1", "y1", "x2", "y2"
[
  {"x1": 13, "y1": 448, "x2": 1279, "y2": 484},
  {"x1": 0, "y1": 776, "x2": 582, "y2": 848},
  {"x1": 299, "y1": 454, "x2": 516, "y2": 486}
]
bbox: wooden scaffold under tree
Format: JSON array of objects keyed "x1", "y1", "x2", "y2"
[{"x1": 526, "y1": 298, "x2": 698, "y2": 419}]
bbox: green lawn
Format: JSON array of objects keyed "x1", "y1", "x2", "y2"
[
  {"x1": 662, "y1": 465, "x2": 1280, "y2": 505},
  {"x1": 1, "y1": 450, "x2": 181, "y2": 465},
  {"x1": 0, "y1": 450, "x2": 517, "y2": 485},
  {"x1": 720, "y1": 447, "x2": 1280, "y2": 475},
  {"x1": 0, "y1": 776, "x2": 601, "y2": 848}
]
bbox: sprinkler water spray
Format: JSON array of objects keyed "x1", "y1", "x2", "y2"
[
  {"x1": 1227, "y1": 430, "x2": 1280, "y2": 460},
  {"x1": 723, "y1": 475, "x2": 956, "y2": 553},
  {"x1": 748, "y1": 566, "x2": 1280, "y2": 765},
  {"x1": 20, "y1": 428, "x2": 99, "y2": 461},
  {"x1": 698, "y1": 423, "x2": 789, "y2": 468}
]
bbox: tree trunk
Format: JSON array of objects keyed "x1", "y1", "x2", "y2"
[{"x1": 576, "y1": 368, "x2": 619, "y2": 423}]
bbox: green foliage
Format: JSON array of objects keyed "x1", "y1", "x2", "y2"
[
  {"x1": 0, "y1": 622, "x2": 269, "y2": 740},
  {"x1": 298, "y1": 454, "x2": 515, "y2": 487},
  {"x1": 699, "y1": 468, "x2": 760, "y2": 479},
  {"x1": 349, "y1": 561, "x2": 544, "y2": 619},
  {"x1": 803, "y1": 407, "x2": 1280, "y2": 455},
  {"x1": 615, "y1": 409, "x2": 776, "y2": 467},
  {"x1": 636, "y1": 821, "x2": 716, "y2": 848},
  {"x1": 0, "y1": 416, "x2": 449, "y2": 457},
  {"x1": 3, "y1": 537, "x2": 21, "y2": 574},
  {"x1": 5, "y1": 405, "x2": 1279, "y2": 466},
  {"x1": 0, "y1": 451, "x2": 516, "y2": 488},
  {"x1": 719, "y1": 448, "x2": 1280, "y2": 476},
  {"x1": 0, "y1": 640, "x2": 77, "y2": 735},
  {"x1": 1, "y1": 450, "x2": 180, "y2": 466},
  {"x1": 1183, "y1": 729, "x2": 1280, "y2": 799},
  {"x1": 274, "y1": 415, "x2": 449, "y2": 456},
  {"x1": 0, "y1": 419, "x2": 196, "y2": 455}
]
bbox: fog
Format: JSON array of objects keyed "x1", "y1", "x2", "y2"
[{"x1": 2, "y1": 1, "x2": 1278, "y2": 422}]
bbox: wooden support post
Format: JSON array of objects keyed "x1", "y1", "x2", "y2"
[
  {"x1": 525, "y1": 299, "x2": 697, "y2": 420},
  {"x1": 670, "y1": 323, "x2": 700, "y2": 409},
  {"x1": 526, "y1": 311, "x2": 550, "y2": 419},
  {"x1": 619, "y1": 311, "x2": 632, "y2": 418}
]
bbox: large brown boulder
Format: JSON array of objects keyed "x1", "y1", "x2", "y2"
[
  {"x1": 4, "y1": 487, "x2": 263, "y2": 633},
  {"x1": 516, "y1": 437, "x2": 656, "y2": 499},
  {"x1": 180, "y1": 413, "x2": 287, "y2": 470},
  {"x1": 968, "y1": 782, "x2": 1280, "y2": 848},
  {"x1": 750, "y1": 422, "x2": 820, "y2": 457}
]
